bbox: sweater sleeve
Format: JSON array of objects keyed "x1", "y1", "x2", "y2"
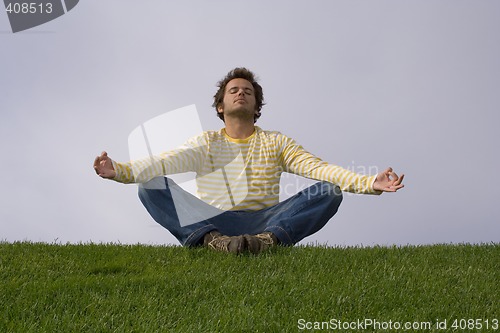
[
  {"x1": 112, "y1": 134, "x2": 207, "y2": 184},
  {"x1": 277, "y1": 133, "x2": 382, "y2": 195}
]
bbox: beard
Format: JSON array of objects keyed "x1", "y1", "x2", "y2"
[{"x1": 221, "y1": 105, "x2": 255, "y2": 121}]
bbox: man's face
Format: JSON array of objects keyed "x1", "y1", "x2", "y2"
[{"x1": 217, "y1": 78, "x2": 257, "y2": 120}]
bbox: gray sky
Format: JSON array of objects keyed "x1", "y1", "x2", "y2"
[{"x1": 1, "y1": 0, "x2": 499, "y2": 246}]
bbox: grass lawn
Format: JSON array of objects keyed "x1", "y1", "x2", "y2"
[{"x1": 1, "y1": 242, "x2": 498, "y2": 332}]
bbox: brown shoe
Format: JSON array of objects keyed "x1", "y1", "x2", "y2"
[
  {"x1": 204, "y1": 231, "x2": 246, "y2": 254},
  {"x1": 244, "y1": 232, "x2": 278, "y2": 254}
]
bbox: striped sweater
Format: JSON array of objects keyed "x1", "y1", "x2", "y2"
[{"x1": 112, "y1": 126, "x2": 381, "y2": 211}]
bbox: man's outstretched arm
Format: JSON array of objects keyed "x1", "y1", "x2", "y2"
[
  {"x1": 373, "y1": 167, "x2": 405, "y2": 192},
  {"x1": 93, "y1": 135, "x2": 207, "y2": 184},
  {"x1": 93, "y1": 151, "x2": 116, "y2": 179}
]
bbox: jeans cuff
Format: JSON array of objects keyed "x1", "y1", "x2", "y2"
[
  {"x1": 184, "y1": 224, "x2": 217, "y2": 247},
  {"x1": 265, "y1": 226, "x2": 294, "y2": 246}
]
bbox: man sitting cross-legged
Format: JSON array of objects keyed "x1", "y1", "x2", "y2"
[{"x1": 94, "y1": 68, "x2": 404, "y2": 254}]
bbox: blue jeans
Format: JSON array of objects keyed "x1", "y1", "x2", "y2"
[{"x1": 138, "y1": 177, "x2": 343, "y2": 246}]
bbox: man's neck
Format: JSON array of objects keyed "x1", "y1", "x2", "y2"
[{"x1": 223, "y1": 118, "x2": 255, "y2": 139}]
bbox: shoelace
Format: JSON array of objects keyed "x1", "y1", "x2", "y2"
[
  {"x1": 254, "y1": 233, "x2": 274, "y2": 246},
  {"x1": 208, "y1": 235, "x2": 231, "y2": 251}
]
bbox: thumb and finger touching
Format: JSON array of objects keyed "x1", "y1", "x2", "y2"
[
  {"x1": 377, "y1": 167, "x2": 405, "y2": 192},
  {"x1": 93, "y1": 151, "x2": 115, "y2": 178}
]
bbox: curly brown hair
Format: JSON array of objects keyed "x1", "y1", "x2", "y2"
[{"x1": 212, "y1": 67, "x2": 265, "y2": 123}]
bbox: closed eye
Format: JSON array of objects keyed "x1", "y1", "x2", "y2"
[{"x1": 228, "y1": 87, "x2": 254, "y2": 95}]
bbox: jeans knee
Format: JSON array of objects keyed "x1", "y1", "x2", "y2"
[
  {"x1": 137, "y1": 185, "x2": 149, "y2": 205},
  {"x1": 137, "y1": 177, "x2": 169, "y2": 203},
  {"x1": 319, "y1": 181, "x2": 343, "y2": 205}
]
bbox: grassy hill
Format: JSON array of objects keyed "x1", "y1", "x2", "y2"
[{"x1": 1, "y1": 242, "x2": 498, "y2": 332}]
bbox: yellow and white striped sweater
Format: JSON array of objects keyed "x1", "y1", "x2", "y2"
[{"x1": 112, "y1": 126, "x2": 380, "y2": 211}]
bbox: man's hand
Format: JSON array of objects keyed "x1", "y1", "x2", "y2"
[
  {"x1": 93, "y1": 151, "x2": 116, "y2": 179},
  {"x1": 373, "y1": 167, "x2": 405, "y2": 192}
]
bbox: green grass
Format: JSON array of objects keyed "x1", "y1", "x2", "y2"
[{"x1": 1, "y1": 243, "x2": 498, "y2": 332}]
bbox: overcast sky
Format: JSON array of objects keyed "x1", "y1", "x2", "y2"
[{"x1": 1, "y1": 0, "x2": 499, "y2": 246}]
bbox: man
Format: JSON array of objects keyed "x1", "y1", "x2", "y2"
[{"x1": 94, "y1": 68, "x2": 404, "y2": 254}]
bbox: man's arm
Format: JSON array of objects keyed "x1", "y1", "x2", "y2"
[
  {"x1": 277, "y1": 134, "x2": 404, "y2": 194},
  {"x1": 93, "y1": 133, "x2": 208, "y2": 184}
]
